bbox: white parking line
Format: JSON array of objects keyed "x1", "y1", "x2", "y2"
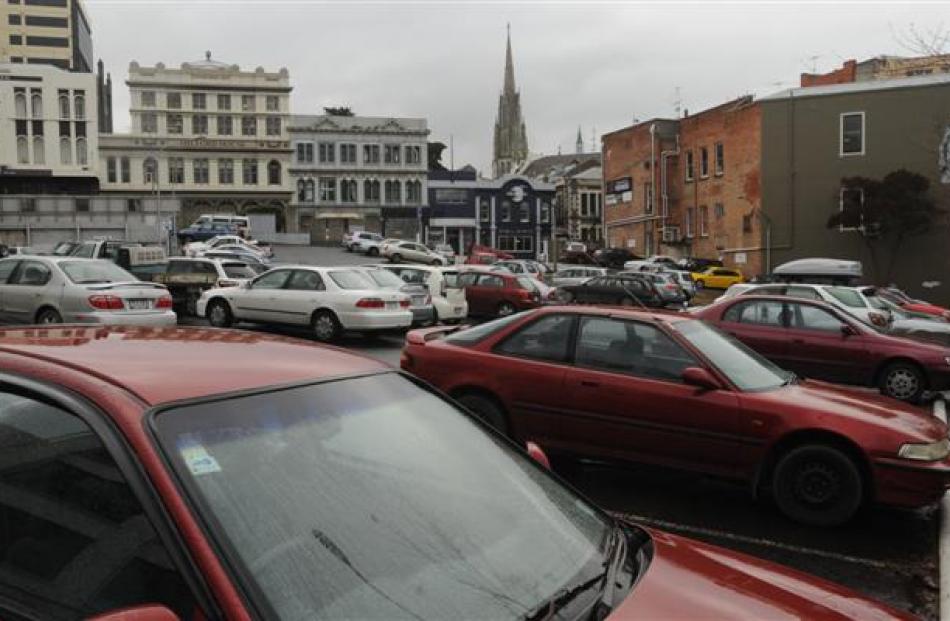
[{"x1": 609, "y1": 510, "x2": 900, "y2": 570}]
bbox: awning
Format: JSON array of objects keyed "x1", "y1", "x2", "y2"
[{"x1": 315, "y1": 213, "x2": 363, "y2": 219}]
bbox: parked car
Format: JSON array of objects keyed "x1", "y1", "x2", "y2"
[
  {"x1": 560, "y1": 250, "x2": 600, "y2": 266},
  {"x1": 355, "y1": 266, "x2": 434, "y2": 326},
  {"x1": 627, "y1": 271, "x2": 689, "y2": 306},
  {"x1": 493, "y1": 259, "x2": 544, "y2": 280},
  {"x1": 457, "y1": 267, "x2": 541, "y2": 317},
  {"x1": 694, "y1": 295, "x2": 950, "y2": 402},
  {"x1": 862, "y1": 289, "x2": 950, "y2": 347},
  {"x1": 464, "y1": 244, "x2": 514, "y2": 265},
  {"x1": 678, "y1": 257, "x2": 724, "y2": 273},
  {"x1": 353, "y1": 232, "x2": 385, "y2": 255},
  {"x1": 550, "y1": 266, "x2": 610, "y2": 288},
  {"x1": 202, "y1": 248, "x2": 271, "y2": 272},
  {"x1": 876, "y1": 286, "x2": 950, "y2": 320},
  {"x1": 731, "y1": 283, "x2": 890, "y2": 327},
  {"x1": 433, "y1": 243, "x2": 456, "y2": 262},
  {"x1": 154, "y1": 257, "x2": 257, "y2": 316},
  {"x1": 592, "y1": 247, "x2": 640, "y2": 269},
  {"x1": 189, "y1": 213, "x2": 250, "y2": 237},
  {"x1": 0, "y1": 326, "x2": 911, "y2": 620},
  {"x1": 183, "y1": 234, "x2": 272, "y2": 259},
  {"x1": 690, "y1": 267, "x2": 744, "y2": 290},
  {"x1": 402, "y1": 306, "x2": 950, "y2": 527},
  {"x1": 177, "y1": 221, "x2": 237, "y2": 244},
  {"x1": 564, "y1": 241, "x2": 587, "y2": 253},
  {"x1": 50, "y1": 240, "x2": 81, "y2": 256},
  {"x1": 383, "y1": 240, "x2": 446, "y2": 265},
  {"x1": 665, "y1": 270, "x2": 696, "y2": 300},
  {"x1": 558, "y1": 273, "x2": 668, "y2": 308},
  {"x1": 374, "y1": 264, "x2": 469, "y2": 323},
  {"x1": 199, "y1": 265, "x2": 412, "y2": 341},
  {"x1": 0, "y1": 256, "x2": 175, "y2": 326}
]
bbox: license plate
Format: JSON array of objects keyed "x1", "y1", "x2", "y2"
[
  {"x1": 127, "y1": 299, "x2": 151, "y2": 310},
  {"x1": 412, "y1": 296, "x2": 425, "y2": 305},
  {"x1": 386, "y1": 301, "x2": 399, "y2": 309}
]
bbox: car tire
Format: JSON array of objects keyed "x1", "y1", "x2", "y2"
[
  {"x1": 456, "y1": 393, "x2": 508, "y2": 435},
  {"x1": 772, "y1": 444, "x2": 863, "y2": 526},
  {"x1": 36, "y1": 308, "x2": 62, "y2": 324},
  {"x1": 497, "y1": 301, "x2": 517, "y2": 317},
  {"x1": 312, "y1": 310, "x2": 342, "y2": 342},
  {"x1": 368, "y1": 247, "x2": 379, "y2": 257},
  {"x1": 694, "y1": 280, "x2": 705, "y2": 290},
  {"x1": 207, "y1": 299, "x2": 233, "y2": 328},
  {"x1": 390, "y1": 253, "x2": 402, "y2": 264},
  {"x1": 431, "y1": 258, "x2": 442, "y2": 266},
  {"x1": 880, "y1": 361, "x2": 927, "y2": 402}
]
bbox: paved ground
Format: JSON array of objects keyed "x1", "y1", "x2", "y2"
[{"x1": 185, "y1": 244, "x2": 939, "y2": 618}]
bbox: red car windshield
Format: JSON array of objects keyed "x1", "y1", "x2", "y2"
[
  {"x1": 674, "y1": 320, "x2": 790, "y2": 391},
  {"x1": 153, "y1": 373, "x2": 612, "y2": 620}
]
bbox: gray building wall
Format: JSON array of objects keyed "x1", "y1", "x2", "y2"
[{"x1": 761, "y1": 77, "x2": 950, "y2": 302}]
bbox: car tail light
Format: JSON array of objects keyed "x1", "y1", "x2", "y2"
[
  {"x1": 868, "y1": 312, "x2": 888, "y2": 327},
  {"x1": 88, "y1": 295, "x2": 124, "y2": 310},
  {"x1": 217, "y1": 279, "x2": 240, "y2": 288},
  {"x1": 399, "y1": 299, "x2": 411, "y2": 308},
  {"x1": 355, "y1": 298, "x2": 385, "y2": 309},
  {"x1": 156, "y1": 296, "x2": 173, "y2": 309},
  {"x1": 665, "y1": 283, "x2": 678, "y2": 291}
]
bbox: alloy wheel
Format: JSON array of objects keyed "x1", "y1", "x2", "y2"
[
  {"x1": 314, "y1": 314, "x2": 338, "y2": 341},
  {"x1": 885, "y1": 369, "x2": 919, "y2": 400}
]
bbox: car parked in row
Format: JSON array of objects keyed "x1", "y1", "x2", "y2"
[
  {"x1": 355, "y1": 266, "x2": 434, "y2": 326},
  {"x1": 383, "y1": 240, "x2": 446, "y2": 265},
  {"x1": 694, "y1": 295, "x2": 950, "y2": 402},
  {"x1": 727, "y1": 283, "x2": 889, "y2": 327},
  {"x1": 342, "y1": 230, "x2": 382, "y2": 252},
  {"x1": 402, "y1": 306, "x2": 950, "y2": 526},
  {"x1": 183, "y1": 234, "x2": 272, "y2": 259},
  {"x1": 592, "y1": 247, "x2": 639, "y2": 270},
  {"x1": 199, "y1": 265, "x2": 412, "y2": 341},
  {"x1": 493, "y1": 259, "x2": 546, "y2": 280},
  {"x1": 557, "y1": 273, "x2": 670, "y2": 308},
  {"x1": 550, "y1": 266, "x2": 610, "y2": 288},
  {"x1": 202, "y1": 248, "x2": 271, "y2": 273},
  {"x1": 0, "y1": 256, "x2": 176, "y2": 326},
  {"x1": 375, "y1": 263, "x2": 469, "y2": 323},
  {"x1": 876, "y1": 286, "x2": 950, "y2": 320},
  {"x1": 690, "y1": 267, "x2": 744, "y2": 290},
  {"x1": 0, "y1": 326, "x2": 911, "y2": 620},
  {"x1": 155, "y1": 257, "x2": 257, "y2": 316},
  {"x1": 456, "y1": 267, "x2": 541, "y2": 317}
]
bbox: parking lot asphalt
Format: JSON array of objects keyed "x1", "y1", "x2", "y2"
[{"x1": 184, "y1": 244, "x2": 938, "y2": 618}]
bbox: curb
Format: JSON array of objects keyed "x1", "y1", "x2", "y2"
[{"x1": 936, "y1": 396, "x2": 949, "y2": 621}]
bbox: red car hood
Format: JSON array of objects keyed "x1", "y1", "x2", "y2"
[
  {"x1": 904, "y1": 301, "x2": 949, "y2": 317},
  {"x1": 610, "y1": 529, "x2": 911, "y2": 620}
]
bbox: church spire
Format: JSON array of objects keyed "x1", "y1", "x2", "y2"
[
  {"x1": 504, "y1": 23, "x2": 516, "y2": 95},
  {"x1": 493, "y1": 24, "x2": 529, "y2": 178},
  {"x1": 576, "y1": 126, "x2": 584, "y2": 154}
]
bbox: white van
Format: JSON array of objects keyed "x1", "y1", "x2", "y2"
[{"x1": 193, "y1": 214, "x2": 250, "y2": 238}]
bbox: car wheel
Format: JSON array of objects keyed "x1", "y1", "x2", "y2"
[
  {"x1": 207, "y1": 299, "x2": 233, "y2": 328},
  {"x1": 312, "y1": 310, "x2": 342, "y2": 342},
  {"x1": 36, "y1": 308, "x2": 62, "y2": 324},
  {"x1": 880, "y1": 361, "x2": 926, "y2": 402},
  {"x1": 431, "y1": 258, "x2": 442, "y2": 266},
  {"x1": 368, "y1": 247, "x2": 379, "y2": 257},
  {"x1": 390, "y1": 253, "x2": 402, "y2": 264},
  {"x1": 694, "y1": 280, "x2": 705, "y2": 290},
  {"x1": 497, "y1": 301, "x2": 517, "y2": 317},
  {"x1": 559, "y1": 290, "x2": 574, "y2": 303},
  {"x1": 456, "y1": 393, "x2": 508, "y2": 435},
  {"x1": 345, "y1": 244, "x2": 353, "y2": 252},
  {"x1": 772, "y1": 444, "x2": 863, "y2": 526}
]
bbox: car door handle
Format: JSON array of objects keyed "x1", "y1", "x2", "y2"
[{"x1": 580, "y1": 380, "x2": 600, "y2": 388}]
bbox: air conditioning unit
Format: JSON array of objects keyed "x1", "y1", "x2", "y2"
[{"x1": 662, "y1": 226, "x2": 680, "y2": 243}]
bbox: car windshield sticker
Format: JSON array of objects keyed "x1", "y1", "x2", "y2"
[{"x1": 178, "y1": 434, "x2": 222, "y2": 476}]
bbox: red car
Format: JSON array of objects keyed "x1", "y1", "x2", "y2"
[
  {"x1": 877, "y1": 287, "x2": 950, "y2": 320},
  {"x1": 458, "y1": 267, "x2": 541, "y2": 317},
  {"x1": 403, "y1": 306, "x2": 950, "y2": 526},
  {"x1": 694, "y1": 295, "x2": 950, "y2": 402},
  {"x1": 0, "y1": 325, "x2": 912, "y2": 620}
]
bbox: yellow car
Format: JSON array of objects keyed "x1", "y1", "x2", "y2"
[{"x1": 690, "y1": 267, "x2": 744, "y2": 290}]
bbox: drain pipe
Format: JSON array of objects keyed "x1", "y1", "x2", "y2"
[
  {"x1": 660, "y1": 134, "x2": 680, "y2": 221},
  {"x1": 649, "y1": 124, "x2": 657, "y2": 216}
]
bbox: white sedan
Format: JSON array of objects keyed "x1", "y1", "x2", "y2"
[
  {"x1": 382, "y1": 241, "x2": 446, "y2": 265},
  {"x1": 184, "y1": 235, "x2": 272, "y2": 258},
  {"x1": 197, "y1": 265, "x2": 412, "y2": 341}
]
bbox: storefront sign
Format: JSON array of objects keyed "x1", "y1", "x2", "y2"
[{"x1": 607, "y1": 177, "x2": 632, "y2": 194}]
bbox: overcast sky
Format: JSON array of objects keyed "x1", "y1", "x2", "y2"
[{"x1": 85, "y1": 0, "x2": 946, "y2": 174}]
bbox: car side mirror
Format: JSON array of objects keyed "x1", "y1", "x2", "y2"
[
  {"x1": 525, "y1": 441, "x2": 551, "y2": 470},
  {"x1": 87, "y1": 605, "x2": 180, "y2": 621},
  {"x1": 841, "y1": 324, "x2": 857, "y2": 337},
  {"x1": 681, "y1": 367, "x2": 722, "y2": 391}
]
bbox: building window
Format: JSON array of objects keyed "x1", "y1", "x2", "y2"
[
  {"x1": 241, "y1": 116, "x2": 257, "y2": 136},
  {"x1": 497, "y1": 236, "x2": 533, "y2": 252},
  {"x1": 318, "y1": 143, "x2": 335, "y2": 163},
  {"x1": 16, "y1": 136, "x2": 28, "y2": 164},
  {"x1": 685, "y1": 150, "x2": 694, "y2": 182},
  {"x1": 714, "y1": 202, "x2": 724, "y2": 219},
  {"x1": 76, "y1": 198, "x2": 89, "y2": 212},
  {"x1": 267, "y1": 160, "x2": 281, "y2": 185},
  {"x1": 319, "y1": 178, "x2": 336, "y2": 202},
  {"x1": 384, "y1": 145, "x2": 401, "y2": 164},
  {"x1": 169, "y1": 157, "x2": 184, "y2": 184},
  {"x1": 340, "y1": 143, "x2": 356, "y2": 164},
  {"x1": 31, "y1": 136, "x2": 43, "y2": 164},
  {"x1": 192, "y1": 93, "x2": 206, "y2": 110},
  {"x1": 714, "y1": 142, "x2": 724, "y2": 175},
  {"x1": 9, "y1": 35, "x2": 22, "y2": 45},
  {"x1": 502, "y1": 201, "x2": 512, "y2": 222},
  {"x1": 384, "y1": 180, "x2": 401, "y2": 203},
  {"x1": 296, "y1": 142, "x2": 314, "y2": 163},
  {"x1": 30, "y1": 91, "x2": 41, "y2": 118},
  {"x1": 128, "y1": 198, "x2": 142, "y2": 213},
  {"x1": 14, "y1": 91, "x2": 27, "y2": 118},
  {"x1": 192, "y1": 114, "x2": 208, "y2": 135},
  {"x1": 838, "y1": 186, "x2": 865, "y2": 231},
  {"x1": 404, "y1": 145, "x2": 421, "y2": 164},
  {"x1": 8, "y1": 14, "x2": 20, "y2": 24},
  {"x1": 141, "y1": 91, "x2": 156, "y2": 107},
  {"x1": 217, "y1": 94, "x2": 231, "y2": 110},
  {"x1": 143, "y1": 157, "x2": 157, "y2": 184},
  {"x1": 214, "y1": 159, "x2": 233, "y2": 185},
  {"x1": 59, "y1": 136, "x2": 71, "y2": 164},
  {"x1": 20, "y1": 198, "x2": 35, "y2": 213},
  {"x1": 341, "y1": 179, "x2": 358, "y2": 202},
  {"x1": 106, "y1": 156, "x2": 117, "y2": 183},
  {"x1": 242, "y1": 159, "x2": 258, "y2": 185},
  {"x1": 406, "y1": 180, "x2": 421, "y2": 203},
  {"x1": 363, "y1": 144, "x2": 380, "y2": 164},
  {"x1": 699, "y1": 205, "x2": 709, "y2": 237},
  {"x1": 479, "y1": 200, "x2": 490, "y2": 222},
  {"x1": 142, "y1": 112, "x2": 157, "y2": 133},
  {"x1": 241, "y1": 95, "x2": 256, "y2": 111},
  {"x1": 685, "y1": 207, "x2": 694, "y2": 238},
  {"x1": 167, "y1": 92, "x2": 181, "y2": 109},
  {"x1": 193, "y1": 158, "x2": 209, "y2": 184},
  {"x1": 121, "y1": 156, "x2": 130, "y2": 183},
  {"x1": 304, "y1": 178, "x2": 315, "y2": 202},
  {"x1": 700, "y1": 147, "x2": 709, "y2": 178},
  {"x1": 266, "y1": 95, "x2": 279, "y2": 111},
  {"x1": 519, "y1": 204, "x2": 530, "y2": 223},
  {"x1": 216, "y1": 115, "x2": 232, "y2": 136},
  {"x1": 265, "y1": 116, "x2": 281, "y2": 136},
  {"x1": 56, "y1": 90, "x2": 68, "y2": 119},
  {"x1": 644, "y1": 182, "x2": 653, "y2": 214},
  {"x1": 74, "y1": 121, "x2": 85, "y2": 138},
  {"x1": 167, "y1": 114, "x2": 183, "y2": 134},
  {"x1": 364, "y1": 179, "x2": 380, "y2": 202},
  {"x1": 742, "y1": 213, "x2": 753, "y2": 233},
  {"x1": 840, "y1": 112, "x2": 865, "y2": 156},
  {"x1": 541, "y1": 203, "x2": 551, "y2": 223}
]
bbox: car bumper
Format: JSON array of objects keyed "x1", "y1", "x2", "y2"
[
  {"x1": 410, "y1": 306, "x2": 436, "y2": 326},
  {"x1": 68, "y1": 311, "x2": 179, "y2": 327},
  {"x1": 872, "y1": 456, "x2": 950, "y2": 507},
  {"x1": 432, "y1": 298, "x2": 468, "y2": 320},
  {"x1": 338, "y1": 310, "x2": 413, "y2": 331}
]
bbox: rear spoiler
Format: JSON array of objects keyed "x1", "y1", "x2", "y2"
[
  {"x1": 86, "y1": 281, "x2": 167, "y2": 291},
  {"x1": 406, "y1": 324, "x2": 463, "y2": 345}
]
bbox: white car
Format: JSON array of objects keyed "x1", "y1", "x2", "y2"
[
  {"x1": 727, "y1": 283, "x2": 889, "y2": 327},
  {"x1": 198, "y1": 265, "x2": 412, "y2": 341},
  {"x1": 344, "y1": 231, "x2": 382, "y2": 252},
  {"x1": 550, "y1": 266, "x2": 609, "y2": 288},
  {"x1": 373, "y1": 264, "x2": 469, "y2": 323},
  {"x1": 353, "y1": 233, "x2": 386, "y2": 256},
  {"x1": 184, "y1": 235, "x2": 272, "y2": 259},
  {"x1": 382, "y1": 241, "x2": 446, "y2": 266}
]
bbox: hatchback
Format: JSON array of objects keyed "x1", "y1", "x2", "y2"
[
  {"x1": 457, "y1": 268, "x2": 541, "y2": 317},
  {"x1": 690, "y1": 267, "x2": 744, "y2": 289}
]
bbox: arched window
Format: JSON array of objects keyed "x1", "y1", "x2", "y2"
[
  {"x1": 143, "y1": 157, "x2": 158, "y2": 184},
  {"x1": 30, "y1": 93, "x2": 42, "y2": 118},
  {"x1": 15, "y1": 92, "x2": 27, "y2": 118},
  {"x1": 341, "y1": 179, "x2": 358, "y2": 203},
  {"x1": 304, "y1": 179, "x2": 315, "y2": 202},
  {"x1": 406, "y1": 180, "x2": 421, "y2": 203},
  {"x1": 59, "y1": 137, "x2": 72, "y2": 165},
  {"x1": 76, "y1": 138, "x2": 87, "y2": 166},
  {"x1": 267, "y1": 160, "x2": 281, "y2": 185},
  {"x1": 59, "y1": 94, "x2": 69, "y2": 119},
  {"x1": 297, "y1": 179, "x2": 306, "y2": 202},
  {"x1": 32, "y1": 137, "x2": 45, "y2": 165},
  {"x1": 384, "y1": 180, "x2": 401, "y2": 204},
  {"x1": 74, "y1": 95, "x2": 85, "y2": 120},
  {"x1": 363, "y1": 179, "x2": 380, "y2": 203},
  {"x1": 16, "y1": 137, "x2": 29, "y2": 164}
]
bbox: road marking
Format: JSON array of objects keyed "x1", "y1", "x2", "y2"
[{"x1": 608, "y1": 510, "x2": 901, "y2": 570}]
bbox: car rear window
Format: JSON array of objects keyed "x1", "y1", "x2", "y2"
[
  {"x1": 364, "y1": 269, "x2": 405, "y2": 287},
  {"x1": 824, "y1": 287, "x2": 866, "y2": 308},
  {"x1": 61, "y1": 260, "x2": 136, "y2": 284},
  {"x1": 329, "y1": 270, "x2": 374, "y2": 290},
  {"x1": 444, "y1": 312, "x2": 529, "y2": 345}
]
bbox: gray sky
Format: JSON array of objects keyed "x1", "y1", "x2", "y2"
[{"x1": 86, "y1": 0, "x2": 946, "y2": 174}]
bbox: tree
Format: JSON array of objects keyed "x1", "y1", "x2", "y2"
[
  {"x1": 891, "y1": 22, "x2": 950, "y2": 57},
  {"x1": 827, "y1": 169, "x2": 945, "y2": 283},
  {"x1": 323, "y1": 106, "x2": 354, "y2": 116}
]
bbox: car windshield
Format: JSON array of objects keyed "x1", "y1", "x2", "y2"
[
  {"x1": 824, "y1": 287, "x2": 866, "y2": 308},
  {"x1": 674, "y1": 320, "x2": 790, "y2": 391},
  {"x1": 444, "y1": 312, "x2": 528, "y2": 345},
  {"x1": 329, "y1": 270, "x2": 375, "y2": 290},
  {"x1": 363, "y1": 269, "x2": 406, "y2": 288},
  {"x1": 60, "y1": 260, "x2": 136, "y2": 284},
  {"x1": 154, "y1": 373, "x2": 611, "y2": 620},
  {"x1": 516, "y1": 276, "x2": 537, "y2": 290},
  {"x1": 222, "y1": 263, "x2": 257, "y2": 279}
]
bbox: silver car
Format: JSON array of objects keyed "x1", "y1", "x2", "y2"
[
  {"x1": 382, "y1": 241, "x2": 446, "y2": 266},
  {"x1": 0, "y1": 256, "x2": 177, "y2": 326},
  {"x1": 550, "y1": 266, "x2": 609, "y2": 288},
  {"x1": 355, "y1": 267, "x2": 435, "y2": 326}
]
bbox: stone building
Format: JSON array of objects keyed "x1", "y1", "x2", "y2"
[
  {"x1": 0, "y1": 0, "x2": 93, "y2": 72},
  {"x1": 288, "y1": 113, "x2": 428, "y2": 243},
  {"x1": 98, "y1": 54, "x2": 294, "y2": 231},
  {"x1": 492, "y1": 26, "x2": 528, "y2": 178},
  {"x1": 553, "y1": 161, "x2": 604, "y2": 247}
]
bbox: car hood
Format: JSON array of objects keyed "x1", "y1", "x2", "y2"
[{"x1": 610, "y1": 529, "x2": 910, "y2": 620}]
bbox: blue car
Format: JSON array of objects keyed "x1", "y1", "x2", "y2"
[{"x1": 177, "y1": 222, "x2": 236, "y2": 244}]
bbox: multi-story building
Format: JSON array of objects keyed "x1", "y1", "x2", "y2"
[
  {"x1": 288, "y1": 113, "x2": 429, "y2": 242},
  {"x1": 553, "y1": 161, "x2": 604, "y2": 247},
  {"x1": 98, "y1": 54, "x2": 294, "y2": 231},
  {"x1": 1, "y1": 0, "x2": 93, "y2": 72}
]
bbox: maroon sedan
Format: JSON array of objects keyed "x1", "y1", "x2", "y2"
[
  {"x1": 0, "y1": 324, "x2": 913, "y2": 620},
  {"x1": 695, "y1": 295, "x2": 950, "y2": 402},
  {"x1": 403, "y1": 306, "x2": 950, "y2": 526},
  {"x1": 457, "y1": 267, "x2": 541, "y2": 317}
]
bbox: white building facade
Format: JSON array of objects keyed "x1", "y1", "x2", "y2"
[
  {"x1": 288, "y1": 114, "x2": 428, "y2": 242},
  {"x1": 99, "y1": 55, "x2": 295, "y2": 231}
]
